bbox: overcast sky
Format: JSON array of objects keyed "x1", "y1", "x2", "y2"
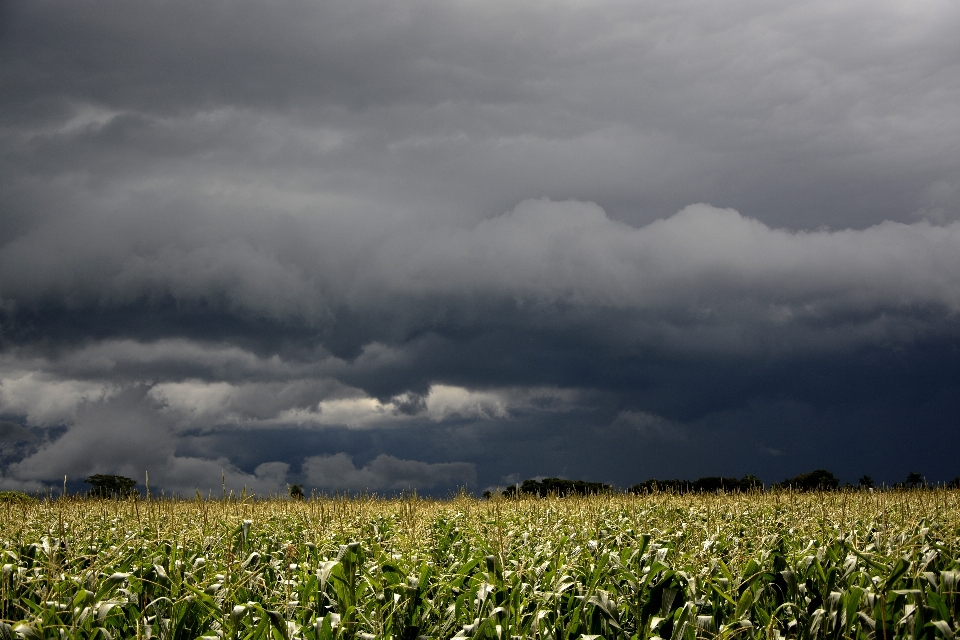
[{"x1": 2, "y1": 0, "x2": 959, "y2": 495}]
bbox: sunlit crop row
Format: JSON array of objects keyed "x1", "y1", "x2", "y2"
[{"x1": 2, "y1": 490, "x2": 958, "y2": 639}]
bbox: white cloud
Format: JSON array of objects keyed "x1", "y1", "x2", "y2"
[
  {"x1": 0, "y1": 372, "x2": 117, "y2": 426},
  {"x1": 425, "y1": 386, "x2": 510, "y2": 421},
  {"x1": 277, "y1": 396, "x2": 395, "y2": 429},
  {"x1": 0, "y1": 388, "x2": 293, "y2": 495},
  {"x1": 275, "y1": 384, "x2": 579, "y2": 428},
  {"x1": 425, "y1": 385, "x2": 578, "y2": 421},
  {"x1": 302, "y1": 453, "x2": 476, "y2": 492},
  {"x1": 1, "y1": 339, "x2": 584, "y2": 432},
  {"x1": 366, "y1": 200, "x2": 960, "y2": 317},
  {"x1": 149, "y1": 381, "x2": 236, "y2": 420}
]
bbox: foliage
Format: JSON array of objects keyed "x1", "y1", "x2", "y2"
[
  {"x1": 85, "y1": 474, "x2": 137, "y2": 499},
  {"x1": 2, "y1": 490, "x2": 960, "y2": 639},
  {"x1": 905, "y1": 473, "x2": 926, "y2": 489},
  {"x1": 774, "y1": 469, "x2": 841, "y2": 491},
  {"x1": 290, "y1": 484, "x2": 306, "y2": 501},
  {"x1": 503, "y1": 477, "x2": 613, "y2": 497},
  {"x1": 0, "y1": 491, "x2": 36, "y2": 504},
  {"x1": 629, "y1": 474, "x2": 763, "y2": 493}
]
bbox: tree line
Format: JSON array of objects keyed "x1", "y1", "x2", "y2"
[
  {"x1": 2, "y1": 469, "x2": 957, "y2": 502},
  {"x1": 488, "y1": 469, "x2": 960, "y2": 498}
]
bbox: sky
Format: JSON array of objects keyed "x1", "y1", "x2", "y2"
[{"x1": 1, "y1": 0, "x2": 959, "y2": 496}]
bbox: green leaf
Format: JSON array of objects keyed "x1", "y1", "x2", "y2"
[
  {"x1": 734, "y1": 587, "x2": 754, "y2": 620},
  {"x1": 12, "y1": 624, "x2": 43, "y2": 640},
  {"x1": 927, "y1": 591, "x2": 950, "y2": 622},
  {"x1": 929, "y1": 621, "x2": 955, "y2": 640}
]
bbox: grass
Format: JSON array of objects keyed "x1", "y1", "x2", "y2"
[{"x1": 1, "y1": 490, "x2": 959, "y2": 639}]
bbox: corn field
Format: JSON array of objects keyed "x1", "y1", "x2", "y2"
[{"x1": 2, "y1": 490, "x2": 959, "y2": 640}]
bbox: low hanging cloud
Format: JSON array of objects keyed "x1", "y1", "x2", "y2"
[
  {"x1": 3, "y1": 201, "x2": 958, "y2": 357},
  {"x1": 302, "y1": 453, "x2": 476, "y2": 493},
  {"x1": 363, "y1": 200, "x2": 960, "y2": 316},
  {"x1": 0, "y1": 388, "x2": 292, "y2": 495},
  {"x1": 0, "y1": 371, "x2": 117, "y2": 427},
  {"x1": 0, "y1": 353, "x2": 566, "y2": 493},
  {"x1": 275, "y1": 384, "x2": 578, "y2": 428}
]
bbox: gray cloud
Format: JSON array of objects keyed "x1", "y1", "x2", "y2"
[
  {"x1": 1, "y1": 0, "x2": 959, "y2": 490},
  {"x1": 2, "y1": 200, "x2": 957, "y2": 358},
  {"x1": 609, "y1": 411, "x2": 687, "y2": 442},
  {"x1": 0, "y1": 420, "x2": 35, "y2": 443},
  {"x1": 302, "y1": 453, "x2": 476, "y2": 493}
]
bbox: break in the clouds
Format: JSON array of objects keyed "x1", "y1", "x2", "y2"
[{"x1": 1, "y1": 0, "x2": 959, "y2": 493}]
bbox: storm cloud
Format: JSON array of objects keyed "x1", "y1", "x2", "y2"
[{"x1": 1, "y1": 0, "x2": 958, "y2": 493}]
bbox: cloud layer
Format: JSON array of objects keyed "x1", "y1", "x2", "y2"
[
  {"x1": 1, "y1": 0, "x2": 959, "y2": 492},
  {"x1": 4, "y1": 201, "x2": 958, "y2": 345}
]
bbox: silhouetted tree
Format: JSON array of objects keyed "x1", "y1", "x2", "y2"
[
  {"x1": 503, "y1": 477, "x2": 612, "y2": 498},
  {"x1": 859, "y1": 475, "x2": 874, "y2": 489},
  {"x1": 85, "y1": 474, "x2": 137, "y2": 498},
  {"x1": 904, "y1": 472, "x2": 924, "y2": 488},
  {"x1": 288, "y1": 484, "x2": 305, "y2": 500},
  {"x1": 774, "y1": 469, "x2": 839, "y2": 491},
  {"x1": 629, "y1": 475, "x2": 763, "y2": 494}
]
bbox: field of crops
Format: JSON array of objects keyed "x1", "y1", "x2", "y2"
[{"x1": 2, "y1": 490, "x2": 959, "y2": 640}]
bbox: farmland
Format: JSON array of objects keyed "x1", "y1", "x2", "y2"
[{"x1": 2, "y1": 490, "x2": 959, "y2": 639}]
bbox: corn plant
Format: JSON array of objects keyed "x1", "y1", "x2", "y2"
[{"x1": 1, "y1": 490, "x2": 959, "y2": 639}]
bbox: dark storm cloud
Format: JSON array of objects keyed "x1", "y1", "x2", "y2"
[
  {"x1": 302, "y1": 454, "x2": 475, "y2": 493},
  {"x1": 4, "y1": 0, "x2": 960, "y2": 231},
  {"x1": 0, "y1": 421, "x2": 34, "y2": 442},
  {"x1": 1, "y1": 0, "x2": 959, "y2": 492}
]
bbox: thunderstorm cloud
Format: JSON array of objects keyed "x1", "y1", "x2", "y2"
[{"x1": 1, "y1": 0, "x2": 959, "y2": 493}]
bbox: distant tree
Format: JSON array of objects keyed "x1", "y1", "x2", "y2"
[
  {"x1": 503, "y1": 477, "x2": 612, "y2": 498},
  {"x1": 774, "y1": 469, "x2": 839, "y2": 491},
  {"x1": 288, "y1": 484, "x2": 305, "y2": 500},
  {"x1": 904, "y1": 472, "x2": 924, "y2": 488},
  {"x1": 858, "y1": 475, "x2": 875, "y2": 489},
  {"x1": 482, "y1": 490, "x2": 493, "y2": 500},
  {"x1": 947, "y1": 478, "x2": 960, "y2": 489},
  {"x1": 85, "y1": 474, "x2": 137, "y2": 498},
  {"x1": 629, "y1": 475, "x2": 763, "y2": 494},
  {"x1": 692, "y1": 477, "x2": 732, "y2": 492},
  {"x1": 629, "y1": 478, "x2": 693, "y2": 494}
]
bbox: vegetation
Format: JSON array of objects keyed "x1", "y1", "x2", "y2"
[
  {"x1": 2, "y1": 489, "x2": 960, "y2": 639},
  {"x1": 501, "y1": 477, "x2": 613, "y2": 498},
  {"x1": 629, "y1": 476, "x2": 763, "y2": 494},
  {"x1": 0, "y1": 491, "x2": 36, "y2": 504},
  {"x1": 85, "y1": 474, "x2": 137, "y2": 499},
  {"x1": 774, "y1": 470, "x2": 841, "y2": 492}
]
